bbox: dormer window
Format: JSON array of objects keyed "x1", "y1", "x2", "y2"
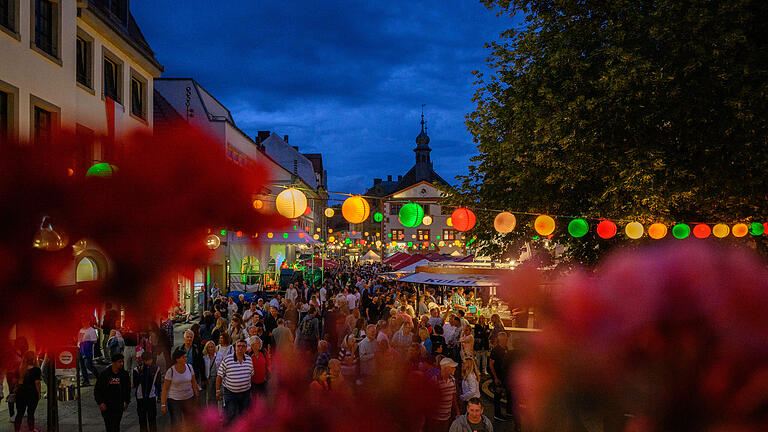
[{"x1": 109, "y1": 0, "x2": 126, "y2": 23}]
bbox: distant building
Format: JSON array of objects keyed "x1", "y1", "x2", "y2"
[{"x1": 364, "y1": 115, "x2": 464, "y2": 255}]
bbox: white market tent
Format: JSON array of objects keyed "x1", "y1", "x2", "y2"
[
  {"x1": 359, "y1": 250, "x2": 381, "y2": 263},
  {"x1": 392, "y1": 259, "x2": 430, "y2": 274},
  {"x1": 398, "y1": 271, "x2": 500, "y2": 287}
]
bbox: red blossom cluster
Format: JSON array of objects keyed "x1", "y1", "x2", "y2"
[
  {"x1": 511, "y1": 243, "x2": 768, "y2": 431},
  {"x1": 0, "y1": 123, "x2": 284, "y2": 354}
]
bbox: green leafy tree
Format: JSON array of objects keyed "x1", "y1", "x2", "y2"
[{"x1": 454, "y1": 0, "x2": 768, "y2": 263}]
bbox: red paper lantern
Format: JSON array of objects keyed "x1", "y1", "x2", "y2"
[
  {"x1": 451, "y1": 207, "x2": 476, "y2": 232},
  {"x1": 596, "y1": 220, "x2": 617, "y2": 239},
  {"x1": 693, "y1": 224, "x2": 711, "y2": 239}
]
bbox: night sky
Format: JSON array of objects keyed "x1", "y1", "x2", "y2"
[{"x1": 131, "y1": 1, "x2": 511, "y2": 193}]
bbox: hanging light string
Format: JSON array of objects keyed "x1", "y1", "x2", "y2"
[{"x1": 264, "y1": 184, "x2": 763, "y2": 226}]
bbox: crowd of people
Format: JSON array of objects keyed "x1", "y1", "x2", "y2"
[{"x1": 4, "y1": 262, "x2": 523, "y2": 432}]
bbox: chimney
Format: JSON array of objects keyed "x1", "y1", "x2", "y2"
[
  {"x1": 374, "y1": 178, "x2": 382, "y2": 185},
  {"x1": 284, "y1": 135, "x2": 289, "y2": 143},
  {"x1": 387, "y1": 175, "x2": 392, "y2": 182},
  {"x1": 257, "y1": 131, "x2": 270, "y2": 143}
]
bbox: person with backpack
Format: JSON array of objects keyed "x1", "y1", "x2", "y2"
[
  {"x1": 160, "y1": 347, "x2": 199, "y2": 428},
  {"x1": 295, "y1": 306, "x2": 320, "y2": 355}
]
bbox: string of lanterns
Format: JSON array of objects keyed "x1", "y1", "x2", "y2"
[{"x1": 268, "y1": 186, "x2": 767, "y2": 241}]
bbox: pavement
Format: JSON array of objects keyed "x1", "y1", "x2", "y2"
[{"x1": 0, "y1": 323, "x2": 523, "y2": 432}]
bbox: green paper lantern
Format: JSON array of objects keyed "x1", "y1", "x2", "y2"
[
  {"x1": 373, "y1": 212, "x2": 383, "y2": 222},
  {"x1": 748, "y1": 222, "x2": 764, "y2": 236},
  {"x1": 283, "y1": 233, "x2": 289, "y2": 239},
  {"x1": 568, "y1": 218, "x2": 589, "y2": 238},
  {"x1": 220, "y1": 230, "x2": 227, "y2": 236},
  {"x1": 407, "y1": 241, "x2": 413, "y2": 247},
  {"x1": 85, "y1": 162, "x2": 118, "y2": 178},
  {"x1": 399, "y1": 203, "x2": 424, "y2": 228},
  {"x1": 672, "y1": 223, "x2": 690, "y2": 239}
]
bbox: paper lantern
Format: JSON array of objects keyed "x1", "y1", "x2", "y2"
[
  {"x1": 422, "y1": 215, "x2": 433, "y2": 226},
  {"x1": 534, "y1": 215, "x2": 556, "y2": 236},
  {"x1": 373, "y1": 212, "x2": 383, "y2": 222},
  {"x1": 596, "y1": 220, "x2": 617, "y2": 239},
  {"x1": 648, "y1": 223, "x2": 667, "y2": 239},
  {"x1": 298, "y1": 232, "x2": 305, "y2": 238},
  {"x1": 693, "y1": 224, "x2": 711, "y2": 239},
  {"x1": 324, "y1": 208, "x2": 335, "y2": 218},
  {"x1": 342, "y1": 196, "x2": 370, "y2": 224},
  {"x1": 568, "y1": 218, "x2": 589, "y2": 238},
  {"x1": 328, "y1": 228, "x2": 333, "y2": 233},
  {"x1": 303, "y1": 206, "x2": 311, "y2": 216},
  {"x1": 283, "y1": 233, "x2": 289, "y2": 239},
  {"x1": 267, "y1": 232, "x2": 274, "y2": 239},
  {"x1": 220, "y1": 230, "x2": 227, "y2": 236},
  {"x1": 672, "y1": 223, "x2": 690, "y2": 239},
  {"x1": 375, "y1": 240, "x2": 382, "y2": 247},
  {"x1": 329, "y1": 236, "x2": 335, "y2": 242},
  {"x1": 494, "y1": 212, "x2": 516, "y2": 233},
  {"x1": 732, "y1": 223, "x2": 748, "y2": 237},
  {"x1": 451, "y1": 208, "x2": 476, "y2": 232},
  {"x1": 85, "y1": 162, "x2": 118, "y2": 178},
  {"x1": 438, "y1": 241, "x2": 445, "y2": 247},
  {"x1": 399, "y1": 203, "x2": 424, "y2": 228},
  {"x1": 313, "y1": 234, "x2": 319, "y2": 240},
  {"x1": 748, "y1": 222, "x2": 764, "y2": 236},
  {"x1": 376, "y1": 232, "x2": 381, "y2": 237},
  {"x1": 712, "y1": 224, "x2": 730, "y2": 238},
  {"x1": 454, "y1": 240, "x2": 461, "y2": 246},
  {"x1": 407, "y1": 241, "x2": 413, "y2": 247},
  {"x1": 625, "y1": 222, "x2": 644, "y2": 239},
  {"x1": 252, "y1": 199, "x2": 263, "y2": 210},
  {"x1": 275, "y1": 188, "x2": 307, "y2": 219},
  {"x1": 236, "y1": 230, "x2": 243, "y2": 237},
  {"x1": 205, "y1": 234, "x2": 221, "y2": 250}
]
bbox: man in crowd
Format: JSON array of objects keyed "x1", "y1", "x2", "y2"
[
  {"x1": 449, "y1": 397, "x2": 494, "y2": 432},
  {"x1": 358, "y1": 324, "x2": 378, "y2": 378},
  {"x1": 216, "y1": 339, "x2": 253, "y2": 424},
  {"x1": 271, "y1": 318, "x2": 292, "y2": 353},
  {"x1": 78, "y1": 319, "x2": 100, "y2": 386},
  {"x1": 133, "y1": 352, "x2": 162, "y2": 432},
  {"x1": 180, "y1": 329, "x2": 204, "y2": 387},
  {"x1": 295, "y1": 306, "x2": 320, "y2": 354},
  {"x1": 489, "y1": 332, "x2": 521, "y2": 430},
  {"x1": 425, "y1": 357, "x2": 459, "y2": 432},
  {"x1": 95, "y1": 353, "x2": 131, "y2": 432}
]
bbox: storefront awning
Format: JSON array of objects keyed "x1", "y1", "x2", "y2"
[{"x1": 398, "y1": 272, "x2": 499, "y2": 287}]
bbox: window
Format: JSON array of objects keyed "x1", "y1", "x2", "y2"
[
  {"x1": 442, "y1": 229, "x2": 456, "y2": 241},
  {"x1": 34, "y1": 0, "x2": 56, "y2": 57},
  {"x1": 103, "y1": 56, "x2": 120, "y2": 102},
  {"x1": 0, "y1": 0, "x2": 15, "y2": 32},
  {"x1": 130, "y1": 75, "x2": 145, "y2": 119},
  {"x1": 417, "y1": 229, "x2": 430, "y2": 241},
  {"x1": 390, "y1": 203, "x2": 402, "y2": 215},
  {"x1": 423, "y1": 204, "x2": 431, "y2": 215},
  {"x1": 391, "y1": 229, "x2": 404, "y2": 241},
  {"x1": 0, "y1": 91, "x2": 7, "y2": 142},
  {"x1": 76, "y1": 36, "x2": 91, "y2": 87},
  {"x1": 33, "y1": 106, "x2": 52, "y2": 146}
]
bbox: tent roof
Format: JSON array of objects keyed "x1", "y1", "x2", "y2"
[{"x1": 398, "y1": 271, "x2": 499, "y2": 287}]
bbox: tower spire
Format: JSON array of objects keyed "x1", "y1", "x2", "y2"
[{"x1": 420, "y1": 104, "x2": 426, "y2": 133}]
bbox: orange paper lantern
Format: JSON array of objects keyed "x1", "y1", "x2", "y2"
[
  {"x1": 534, "y1": 215, "x2": 555, "y2": 236},
  {"x1": 648, "y1": 223, "x2": 667, "y2": 239},
  {"x1": 451, "y1": 208, "x2": 476, "y2": 232}
]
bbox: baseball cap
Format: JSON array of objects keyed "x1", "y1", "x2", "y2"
[{"x1": 440, "y1": 357, "x2": 458, "y2": 368}]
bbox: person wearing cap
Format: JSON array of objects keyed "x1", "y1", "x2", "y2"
[
  {"x1": 425, "y1": 357, "x2": 460, "y2": 432},
  {"x1": 94, "y1": 353, "x2": 131, "y2": 432}
]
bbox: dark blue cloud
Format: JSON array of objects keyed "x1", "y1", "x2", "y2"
[{"x1": 132, "y1": 0, "x2": 512, "y2": 193}]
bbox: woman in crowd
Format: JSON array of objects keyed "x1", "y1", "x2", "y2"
[
  {"x1": 490, "y1": 313, "x2": 504, "y2": 345},
  {"x1": 228, "y1": 317, "x2": 247, "y2": 344},
  {"x1": 473, "y1": 315, "x2": 491, "y2": 375},
  {"x1": 338, "y1": 334, "x2": 359, "y2": 381},
  {"x1": 215, "y1": 333, "x2": 233, "y2": 371},
  {"x1": 210, "y1": 318, "x2": 227, "y2": 348},
  {"x1": 419, "y1": 327, "x2": 432, "y2": 354},
  {"x1": 13, "y1": 351, "x2": 41, "y2": 432},
  {"x1": 459, "y1": 324, "x2": 475, "y2": 361},
  {"x1": 459, "y1": 356, "x2": 481, "y2": 408},
  {"x1": 202, "y1": 341, "x2": 218, "y2": 405},
  {"x1": 160, "y1": 347, "x2": 199, "y2": 427},
  {"x1": 309, "y1": 365, "x2": 330, "y2": 393}
]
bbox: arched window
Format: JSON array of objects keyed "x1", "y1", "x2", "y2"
[{"x1": 76, "y1": 257, "x2": 99, "y2": 282}]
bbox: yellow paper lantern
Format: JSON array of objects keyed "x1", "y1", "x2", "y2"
[
  {"x1": 313, "y1": 234, "x2": 319, "y2": 240},
  {"x1": 534, "y1": 215, "x2": 556, "y2": 236},
  {"x1": 732, "y1": 223, "x2": 748, "y2": 237},
  {"x1": 324, "y1": 208, "x2": 335, "y2": 218},
  {"x1": 454, "y1": 240, "x2": 461, "y2": 246},
  {"x1": 252, "y1": 199, "x2": 264, "y2": 210},
  {"x1": 267, "y1": 232, "x2": 274, "y2": 239},
  {"x1": 422, "y1": 215, "x2": 433, "y2": 226},
  {"x1": 342, "y1": 195, "x2": 370, "y2": 224},
  {"x1": 438, "y1": 241, "x2": 445, "y2": 247},
  {"x1": 275, "y1": 188, "x2": 307, "y2": 219},
  {"x1": 376, "y1": 232, "x2": 381, "y2": 237},
  {"x1": 648, "y1": 223, "x2": 667, "y2": 239},
  {"x1": 712, "y1": 223, "x2": 730, "y2": 238},
  {"x1": 329, "y1": 236, "x2": 335, "y2": 242},
  {"x1": 494, "y1": 212, "x2": 516, "y2": 233},
  {"x1": 328, "y1": 228, "x2": 333, "y2": 233},
  {"x1": 625, "y1": 222, "x2": 644, "y2": 239},
  {"x1": 375, "y1": 240, "x2": 382, "y2": 247},
  {"x1": 446, "y1": 217, "x2": 453, "y2": 227},
  {"x1": 365, "y1": 232, "x2": 369, "y2": 236}
]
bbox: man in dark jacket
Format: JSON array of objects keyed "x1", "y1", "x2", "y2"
[
  {"x1": 132, "y1": 352, "x2": 162, "y2": 432},
  {"x1": 178, "y1": 329, "x2": 205, "y2": 385},
  {"x1": 95, "y1": 354, "x2": 131, "y2": 432}
]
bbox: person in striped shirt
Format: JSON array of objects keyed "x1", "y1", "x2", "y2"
[
  {"x1": 216, "y1": 340, "x2": 252, "y2": 424},
  {"x1": 426, "y1": 357, "x2": 460, "y2": 432}
]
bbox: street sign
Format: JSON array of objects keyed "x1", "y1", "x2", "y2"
[{"x1": 55, "y1": 347, "x2": 77, "y2": 369}]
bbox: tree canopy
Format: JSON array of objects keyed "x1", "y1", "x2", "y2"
[{"x1": 455, "y1": 0, "x2": 768, "y2": 263}]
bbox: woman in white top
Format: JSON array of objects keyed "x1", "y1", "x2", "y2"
[
  {"x1": 214, "y1": 333, "x2": 234, "y2": 377},
  {"x1": 160, "y1": 347, "x2": 199, "y2": 427},
  {"x1": 459, "y1": 358, "x2": 481, "y2": 404},
  {"x1": 201, "y1": 341, "x2": 218, "y2": 405}
]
